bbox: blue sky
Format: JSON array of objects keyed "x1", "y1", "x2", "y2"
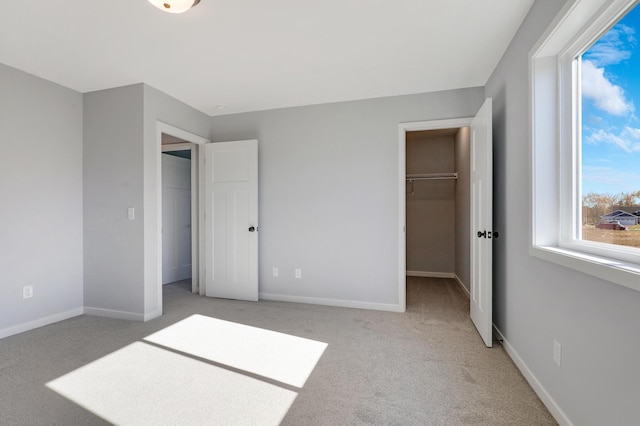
[{"x1": 581, "y1": 4, "x2": 640, "y2": 196}]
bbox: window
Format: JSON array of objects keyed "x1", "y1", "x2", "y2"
[
  {"x1": 578, "y1": 4, "x2": 640, "y2": 250},
  {"x1": 531, "y1": 0, "x2": 640, "y2": 292}
]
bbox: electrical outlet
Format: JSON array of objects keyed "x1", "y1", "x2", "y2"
[
  {"x1": 553, "y1": 340, "x2": 562, "y2": 367},
  {"x1": 295, "y1": 269, "x2": 302, "y2": 279},
  {"x1": 273, "y1": 267, "x2": 279, "y2": 277},
  {"x1": 23, "y1": 285, "x2": 33, "y2": 299}
]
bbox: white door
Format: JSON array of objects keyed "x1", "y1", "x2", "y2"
[
  {"x1": 162, "y1": 154, "x2": 192, "y2": 285},
  {"x1": 204, "y1": 140, "x2": 258, "y2": 301},
  {"x1": 470, "y1": 98, "x2": 493, "y2": 347}
]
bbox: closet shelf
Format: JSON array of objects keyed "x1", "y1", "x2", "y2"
[{"x1": 405, "y1": 172, "x2": 457, "y2": 181}]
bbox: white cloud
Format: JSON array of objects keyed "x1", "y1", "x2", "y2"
[
  {"x1": 584, "y1": 24, "x2": 635, "y2": 66},
  {"x1": 623, "y1": 126, "x2": 640, "y2": 139},
  {"x1": 581, "y1": 60, "x2": 634, "y2": 115},
  {"x1": 586, "y1": 129, "x2": 628, "y2": 151},
  {"x1": 586, "y1": 127, "x2": 640, "y2": 153}
]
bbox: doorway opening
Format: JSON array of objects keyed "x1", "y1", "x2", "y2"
[
  {"x1": 397, "y1": 117, "x2": 473, "y2": 312},
  {"x1": 161, "y1": 147, "x2": 193, "y2": 290},
  {"x1": 154, "y1": 122, "x2": 209, "y2": 317},
  {"x1": 161, "y1": 137, "x2": 197, "y2": 295},
  {"x1": 404, "y1": 127, "x2": 471, "y2": 308},
  {"x1": 398, "y1": 99, "x2": 494, "y2": 347}
]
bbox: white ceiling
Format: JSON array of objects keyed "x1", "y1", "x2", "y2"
[{"x1": 0, "y1": 0, "x2": 534, "y2": 116}]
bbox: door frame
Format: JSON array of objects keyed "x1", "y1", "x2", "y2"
[
  {"x1": 155, "y1": 122, "x2": 209, "y2": 308},
  {"x1": 398, "y1": 117, "x2": 473, "y2": 311}
]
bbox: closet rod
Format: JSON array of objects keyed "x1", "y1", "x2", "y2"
[{"x1": 405, "y1": 172, "x2": 458, "y2": 181}]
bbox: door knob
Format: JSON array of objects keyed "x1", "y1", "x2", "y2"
[
  {"x1": 248, "y1": 226, "x2": 256, "y2": 232},
  {"x1": 477, "y1": 230, "x2": 498, "y2": 239}
]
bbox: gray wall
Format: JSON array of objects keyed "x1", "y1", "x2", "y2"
[
  {"x1": 486, "y1": 0, "x2": 640, "y2": 424},
  {"x1": 454, "y1": 127, "x2": 471, "y2": 291},
  {"x1": 0, "y1": 63, "x2": 83, "y2": 334},
  {"x1": 83, "y1": 84, "x2": 145, "y2": 317},
  {"x1": 210, "y1": 89, "x2": 484, "y2": 306},
  {"x1": 405, "y1": 131, "x2": 455, "y2": 274}
]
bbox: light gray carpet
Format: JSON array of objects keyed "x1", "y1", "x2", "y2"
[{"x1": 0, "y1": 277, "x2": 556, "y2": 425}]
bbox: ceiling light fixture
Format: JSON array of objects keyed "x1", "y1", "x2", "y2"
[{"x1": 148, "y1": 0, "x2": 200, "y2": 14}]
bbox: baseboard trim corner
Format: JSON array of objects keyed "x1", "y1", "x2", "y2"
[
  {"x1": 493, "y1": 325, "x2": 574, "y2": 426},
  {"x1": 83, "y1": 307, "x2": 145, "y2": 322},
  {"x1": 144, "y1": 310, "x2": 163, "y2": 322},
  {"x1": 453, "y1": 274, "x2": 470, "y2": 299},
  {"x1": 0, "y1": 307, "x2": 84, "y2": 340},
  {"x1": 259, "y1": 293, "x2": 404, "y2": 313}
]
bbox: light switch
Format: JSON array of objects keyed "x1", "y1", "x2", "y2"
[{"x1": 128, "y1": 207, "x2": 135, "y2": 220}]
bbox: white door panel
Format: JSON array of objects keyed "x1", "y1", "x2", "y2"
[
  {"x1": 470, "y1": 98, "x2": 493, "y2": 347},
  {"x1": 205, "y1": 140, "x2": 258, "y2": 301}
]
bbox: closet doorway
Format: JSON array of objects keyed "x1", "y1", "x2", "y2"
[
  {"x1": 161, "y1": 148, "x2": 192, "y2": 286},
  {"x1": 404, "y1": 127, "x2": 471, "y2": 296},
  {"x1": 161, "y1": 133, "x2": 200, "y2": 294},
  {"x1": 398, "y1": 99, "x2": 494, "y2": 347}
]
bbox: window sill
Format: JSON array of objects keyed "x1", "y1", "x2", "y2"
[{"x1": 530, "y1": 246, "x2": 640, "y2": 293}]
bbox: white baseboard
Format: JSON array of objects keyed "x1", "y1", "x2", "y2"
[
  {"x1": 453, "y1": 274, "x2": 470, "y2": 299},
  {"x1": 84, "y1": 307, "x2": 145, "y2": 322},
  {"x1": 0, "y1": 307, "x2": 84, "y2": 340},
  {"x1": 144, "y1": 310, "x2": 162, "y2": 322},
  {"x1": 406, "y1": 271, "x2": 455, "y2": 278},
  {"x1": 493, "y1": 326, "x2": 573, "y2": 426},
  {"x1": 259, "y1": 293, "x2": 405, "y2": 313}
]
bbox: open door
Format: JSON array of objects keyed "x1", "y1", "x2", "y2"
[
  {"x1": 470, "y1": 98, "x2": 493, "y2": 347},
  {"x1": 204, "y1": 140, "x2": 258, "y2": 301}
]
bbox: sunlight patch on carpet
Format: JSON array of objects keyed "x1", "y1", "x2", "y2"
[
  {"x1": 47, "y1": 342, "x2": 297, "y2": 426},
  {"x1": 144, "y1": 314, "x2": 328, "y2": 388}
]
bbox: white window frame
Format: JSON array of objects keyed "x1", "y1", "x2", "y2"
[{"x1": 530, "y1": 0, "x2": 640, "y2": 293}]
